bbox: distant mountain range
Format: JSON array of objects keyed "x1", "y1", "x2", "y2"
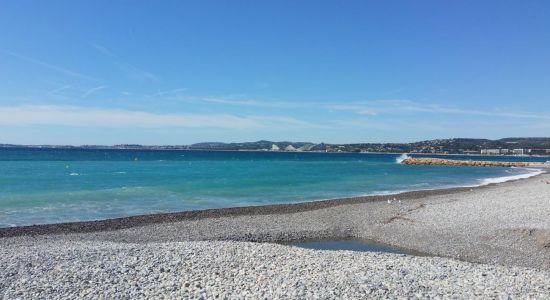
[{"x1": 1, "y1": 137, "x2": 550, "y2": 155}]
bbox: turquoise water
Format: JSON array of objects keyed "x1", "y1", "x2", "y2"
[{"x1": 0, "y1": 149, "x2": 547, "y2": 227}]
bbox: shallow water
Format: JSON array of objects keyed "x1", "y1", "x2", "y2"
[
  {"x1": 0, "y1": 149, "x2": 546, "y2": 227},
  {"x1": 287, "y1": 239, "x2": 417, "y2": 255}
]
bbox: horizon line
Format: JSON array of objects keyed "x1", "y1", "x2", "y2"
[{"x1": 2, "y1": 137, "x2": 550, "y2": 148}]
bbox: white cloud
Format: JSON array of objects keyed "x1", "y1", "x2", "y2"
[
  {"x1": 165, "y1": 94, "x2": 306, "y2": 109},
  {"x1": 47, "y1": 85, "x2": 73, "y2": 98},
  {"x1": 156, "y1": 94, "x2": 550, "y2": 121},
  {"x1": 329, "y1": 100, "x2": 550, "y2": 120},
  {"x1": 90, "y1": 43, "x2": 117, "y2": 58},
  {"x1": 0, "y1": 49, "x2": 99, "y2": 81},
  {"x1": 117, "y1": 63, "x2": 161, "y2": 82},
  {"x1": 90, "y1": 43, "x2": 161, "y2": 82},
  {"x1": 82, "y1": 86, "x2": 107, "y2": 98},
  {"x1": 248, "y1": 116, "x2": 329, "y2": 129},
  {"x1": 147, "y1": 88, "x2": 188, "y2": 97},
  {"x1": 199, "y1": 97, "x2": 303, "y2": 108},
  {"x1": 326, "y1": 104, "x2": 378, "y2": 115},
  {"x1": 0, "y1": 105, "x2": 321, "y2": 130}
]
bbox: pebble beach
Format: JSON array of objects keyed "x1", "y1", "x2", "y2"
[{"x1": 1, "y1": 174, "x2": 549, "y2": 299}]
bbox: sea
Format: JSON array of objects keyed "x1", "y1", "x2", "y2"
[{"x1": 0, "y1": 148, "x2": 547, "y2": 228}]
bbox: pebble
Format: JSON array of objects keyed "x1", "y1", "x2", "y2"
[{"x1": 0, "y1": 240, "x2": 549, "y2": 299}]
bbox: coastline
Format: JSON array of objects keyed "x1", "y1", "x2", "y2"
[
  {"x1": 1, "y1": 170, "x2": 545, "y2": 238},
  {"x1": 3, "y1": 145, "x2": 550, "y2": 157},
  {"x1": 1, "y1": 172, "x2": 549, "y2": 298}
]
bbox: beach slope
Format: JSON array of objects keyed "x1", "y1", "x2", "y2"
[{"x1": 1, "y1": 174, "x2": 549, "y2": 298}]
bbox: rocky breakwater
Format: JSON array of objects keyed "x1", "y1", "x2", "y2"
[{"x1": 401, "y1": 157, "x2": 549, "y2": 168}]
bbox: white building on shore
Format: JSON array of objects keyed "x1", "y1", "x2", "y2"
[
  {"x1": 285, "y1": 145, "x2": 297, "y2": 151},
  {"x1": 512, "y1": 149, "x2": 524, "y2": 155},
  {"x1": 271, "y1": 144, "x2": 280, "y2": 151},
  {"x1": 481, "y1": 149, "x2": 501, "y2": 155}
]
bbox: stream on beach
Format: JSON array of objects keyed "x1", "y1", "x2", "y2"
[{"x1": 286, "y1": 239, "x2": 424, "y2": 256}]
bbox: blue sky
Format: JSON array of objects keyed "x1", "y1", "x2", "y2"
[{"x1": 1, "y1": 1, "x2": 549, "y2": 145}]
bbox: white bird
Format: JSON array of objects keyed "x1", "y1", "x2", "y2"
[{"x1": 387, "y1": 199, "x2": 392, "y2": 204}]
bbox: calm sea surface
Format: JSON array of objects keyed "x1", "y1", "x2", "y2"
[{"x1": 0, "y1": 148, "x2": 547, "y2": 227}]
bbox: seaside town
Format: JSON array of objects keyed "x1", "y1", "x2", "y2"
[
  {"x1": 189, "y1": 138, "x2": 550, "y2": 155},
  {"x1": 3, "y1": 137, "x2": 550, "y2": 155}
]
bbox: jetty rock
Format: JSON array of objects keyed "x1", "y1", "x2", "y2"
[{"x1": 401, "y1": 157, "x2": 548, "y2": 168}]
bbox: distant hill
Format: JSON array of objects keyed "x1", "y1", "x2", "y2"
[
  {"x1": 189, "y1": 140, "x2": 313, "y2": 150},
  {"x1": 1, "y1": 138, "x2": 550, "y2": 155},
  {"x1": 333, "y1": 138, "x2": 550, "y2": 154}
]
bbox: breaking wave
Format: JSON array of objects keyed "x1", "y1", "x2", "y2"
[
  {"x1": 396, "y1": 153, "x2": 410, "y2": 164},
  {"x1": 477, "y1": 168, "x2": 545, "y2": 185}
]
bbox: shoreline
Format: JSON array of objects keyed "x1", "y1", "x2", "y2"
[
  {"x1": 3, "y1": 146, "x2": 550, "y2": 157},
  {"x1": 1, "y1": 170, "x2": 545, "y2": 238},
  {"x1": 2, "y1": 172, "x2": 549, "y2": 298},
  {"x1": 0, "y1": 186, "x2": 478, "y2": 238}
]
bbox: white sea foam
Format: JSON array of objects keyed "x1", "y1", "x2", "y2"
[
  {"x1": 396, "y1": 153, "x2": 410, "y2": 164},
  {"x1": 113, "y1": 171, "x2": 127, "y2": 174},
  {"x1": 69, "y1": 173, "x2": 80, "y2": 176},
  {"x1": 364, "y1": 168, "x2": 545, "y2": 198},
  {"x1": 477, "y1": 168, "x2": 545, "y2": 186}
]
